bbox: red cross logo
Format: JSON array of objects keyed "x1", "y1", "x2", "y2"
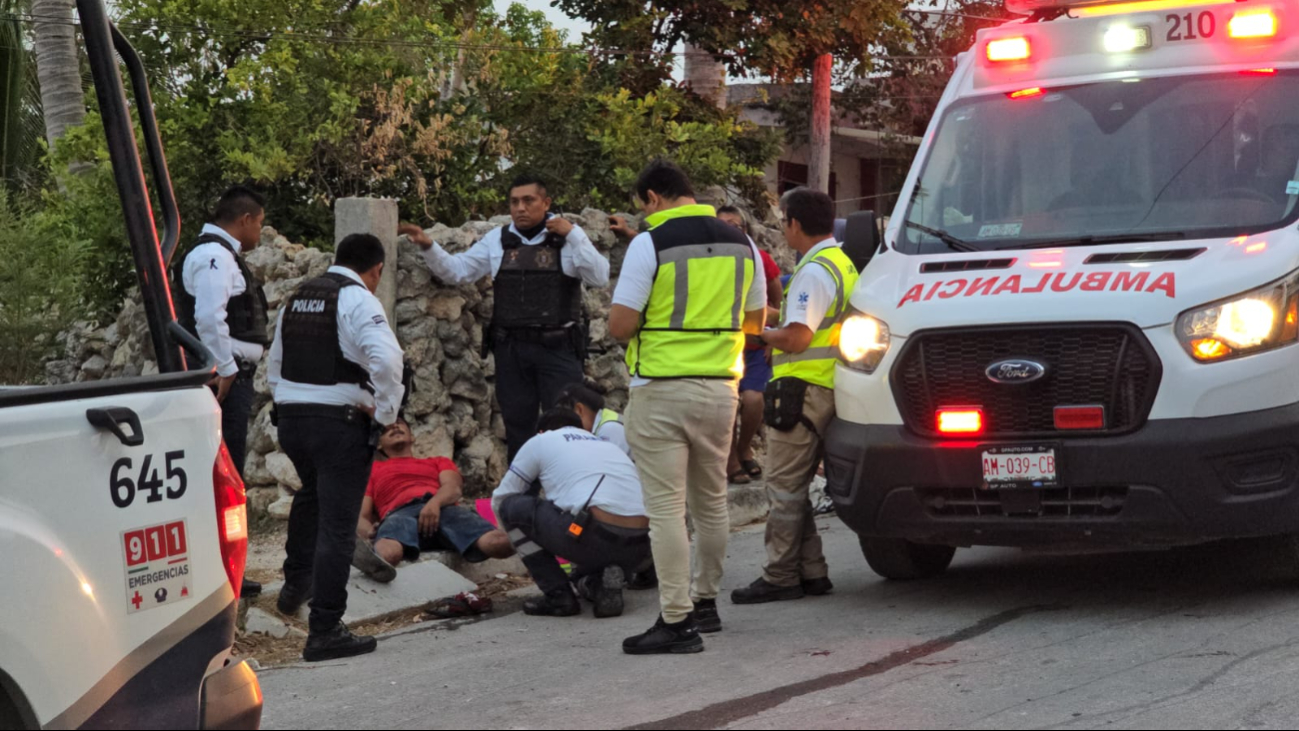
[{"x1": 131, "y1": 591, "x2": 143, "y2": 610}]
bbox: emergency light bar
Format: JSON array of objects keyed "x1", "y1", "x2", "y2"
[{"x1": 986, "y1": 36, "x2": 1032, "y2": 62}]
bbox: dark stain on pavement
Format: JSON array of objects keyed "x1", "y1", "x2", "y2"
[{"x1": 626, "y1": 604, "x2": 1063, "y2": 731}]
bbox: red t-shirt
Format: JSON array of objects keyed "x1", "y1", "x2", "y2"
[
  {"x1": 366, "y1": 456, "x2": 459, "y2": 519},
  {"x1": 747, "y1": 249, "x2": 783, "y2": 351}
]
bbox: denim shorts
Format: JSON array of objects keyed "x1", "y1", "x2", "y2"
[
  {"x1": 740, "y1": 348, "x2": 773, "y2": 394},
  {"x1": 375, "y1": 501, "x2": 496, "y2": 562}
]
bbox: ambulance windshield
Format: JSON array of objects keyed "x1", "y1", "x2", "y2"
[{"x1": 900, "y1": 71, "x2": 1299, "y2": 253}]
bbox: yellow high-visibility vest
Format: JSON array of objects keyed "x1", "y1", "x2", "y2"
[
  {"x1": 772, "y1": 244, "x2": 860, "y2": 389},
  {"x1": 625, "y1": 205, "x2": 756, "y2": 380}
]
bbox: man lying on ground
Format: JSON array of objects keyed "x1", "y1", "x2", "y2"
[
  {"x1": 352, "y1": 419, "x2": 514, "y2": 582},
  {"x1": 491, "y1": 407, "x2": 651, "y2": 618}
]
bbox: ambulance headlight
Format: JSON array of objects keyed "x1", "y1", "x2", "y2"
[
  {"x1": 1177, "y1": 270, "x2": 1299, "y2": 362},
  {"x1": 839, "y1": 312, "x2": 891, "y2": 373}
]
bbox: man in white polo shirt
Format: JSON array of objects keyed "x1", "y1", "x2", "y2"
[{"x1": 492, "y1": 408, "x2": 650, "y2": 620}]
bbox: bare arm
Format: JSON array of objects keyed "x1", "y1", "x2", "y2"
[
  {"x1": 609, "y1": 304, "x2": 642, "y2": 343},
  {"x1": 431, "y1": 471, "x2": 463, "y2": 507},
  {"x1": 743, "y1": 308, "x2": 765, "y2": 336},
  {"x1": 357, "y1": 495, "x2": 378, "y2": 539},
  {"x1": 760, "y1": 322, "x2": 815, "y2": 354}
]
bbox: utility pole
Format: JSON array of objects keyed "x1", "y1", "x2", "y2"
[{"x1": 808, "y1": 53, "x2": 832, "y2": 194}]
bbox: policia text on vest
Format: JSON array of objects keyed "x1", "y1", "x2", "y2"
[
  {"x1": 400, "y1": 177, "x2": 610, "y2": 460},
  {"x1": 609, "y1": 160, "x2": 768, "y2": 656},
  {"x1": 733, "y1": 188, "x2": 860, "y2": 607}
]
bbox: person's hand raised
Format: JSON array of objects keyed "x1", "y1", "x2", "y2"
[
  {"x1": 609, "y1": 215, "x2": 637, "y2": 241},
  {"x1": 398, "y1": 223, "x2": 434, "y2": 251},
  {"x1": 546, "y1": 216, "x2": 575, "y2": 238}
]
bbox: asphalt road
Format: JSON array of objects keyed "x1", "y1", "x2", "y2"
[{"x1": 258, "y1": 516, "x2": 1299, "y2": 730}]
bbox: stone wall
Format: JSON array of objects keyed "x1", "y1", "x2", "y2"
[{"x1": 46, "y1": 206, "x2": 790, "y2": 519}]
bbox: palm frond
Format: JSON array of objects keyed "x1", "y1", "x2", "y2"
[{"x1": 1, "y1": 1, "x2": 44, "y2": 188}]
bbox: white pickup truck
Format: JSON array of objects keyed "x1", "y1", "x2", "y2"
[
  {"x1": 0, "y1": 1, "x2": 261, "y2": 727},
  {"x1": 828, "y1": 0, "x2": 1299, "y2": 579}
]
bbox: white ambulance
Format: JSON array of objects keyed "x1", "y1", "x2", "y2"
[
  {"x1": 828, "y1": 0, "x2": 1299, "y2": 579},
  {"x1": 0, "y1": 0, "x2": 261, "y2": 726}
]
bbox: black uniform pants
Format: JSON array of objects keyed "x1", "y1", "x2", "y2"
[
  {"x1": 494, "y1": 334, "x2": 584, "y2": 460},
  {"x1": 216, "y1": 363, "x2": 257, "y2": 478},
  {"x1": 279, "y1": 412, "x2": 375, "y2": 634},
  {"x1": 497, "y1": 494, "x2": 651, "y2": 595}
]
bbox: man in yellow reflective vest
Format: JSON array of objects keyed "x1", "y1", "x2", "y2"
[
  {"x1": 732, "y1": 188, "x2": 860, "y2": 605},
  {"x1": 609, "y1": 160, "x2": 767, "y2": 655}
]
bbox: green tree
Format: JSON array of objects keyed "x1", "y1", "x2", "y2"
[{"x1": 0, "y1": 0, "x2": 43, "y2": 188}]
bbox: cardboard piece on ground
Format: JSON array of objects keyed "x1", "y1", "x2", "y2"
[{"x1": 341, "y1": 559, "x2": 476, "y2": 625}]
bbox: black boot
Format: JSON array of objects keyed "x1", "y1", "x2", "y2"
[
  {"x1": 276, "y1": 582, "x2": 313, "y2": 616},
  {"x1": 692, "y1": 598, "x2": 722, "y2": 634},
  {"x1": 523, "y1": 587, "x2": 581, "y2": 617},
  {"x1": 240, "y1": 578, "x2": 262, "y2": 599},
  {"x1": 593, "y1": 566, "x2": 625, "y2": 619},
  {"x1": 623, "y1": 615, "x2": 704, "y2": 655},
  {"x1": 302, "y1": 623, "x2": 377, "y2": 662},
  {"x1": 628, "y1": 564, "x2": 658, "y2": 591},
  {"x1": 802, "y1": 576, "x2": 834, "y2": 596},
  {"x1": 730, "y1": 577, "x2": 805, "y2": 605}
]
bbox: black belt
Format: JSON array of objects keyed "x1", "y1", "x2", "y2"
[
  {"x1": 496, "y1": 326, "x2": 575, "y2": 345},
  {"x1": 589, "y1": 521, "x2": 650, "y2": 547},
  {"x1": 273, "y1": 403, "x2": 372, "y2": 426}
]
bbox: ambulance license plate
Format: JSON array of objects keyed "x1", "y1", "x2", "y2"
[{"x1": 981, "y1": 445, "x2": 1058, "y2": 490}]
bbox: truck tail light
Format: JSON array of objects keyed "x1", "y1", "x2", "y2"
[
  {"x1": 986, "y1": 37, "x2": 1031, "y2": 62},
  {"x1": 937, "y1": 408, "x2": 984, "y2": 435},
  {"x1": 1054, "y1": 406, "x2": 1106, "y2": 430},
  {"x1": 214, "y1": 443, "x2": 248, "y2": 600},
  {"x1": 1228, "y1": 10, "x2": 1278, "y2": 39}
]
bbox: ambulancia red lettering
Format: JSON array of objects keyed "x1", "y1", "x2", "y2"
[
  {"x1": 1111, "y1": 271, "x2": 1149, "y2": 292},
  {"x1": 993, "y1": 275, "x2": 1022, "y2": 295},
  {"x1": 924, "y1": 280, "x2": 944, "y2": 301},
  {"x1": 937, "y1": 279, "x2": 968, "y2": 299},
  {"x1": 1022, "y1": 273, "x2": 1052, "y2": 294},
  {"x1": 898, "y1": 284, "x2": 924, "y2": 307},
  {"x1": 1081, "y1": 272, "x2": 1112, "y2": 291},
  {"x1": 965, "y1": 276, "x2": 999, "y2": 297},
  {"x1": 1050, "y1": 273, "x2": 1082, "y2": 292},
  {"x1": 1147, "y1": 272, "x2": 1176, "y2": 298}
]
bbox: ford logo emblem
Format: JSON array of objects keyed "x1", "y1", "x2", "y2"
[{"x1": 986, "y1": 359, "x2": 1047, "y2": 384}]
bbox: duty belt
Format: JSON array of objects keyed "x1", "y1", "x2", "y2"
[
  {"x1": 588, "y1": 521, "x2": 650, "y2": 547},
  {"x1": 273, "y1": 403, "x2": 372, "y2": 427},
  {"x1": 496, "y1": 325, "x2": 575, "y2": 346}
]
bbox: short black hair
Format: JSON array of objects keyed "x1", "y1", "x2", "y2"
[
  {"x1": 212, "y1": 185, "x2": 265, "y2": 225},
  {"x1": 634, "y1": 159, "x2": 694, "y2": 203},
  {"x1": 509, "y1": 173, "x2": 549, "y2": 198},
  {"x1": 780, "y1": 187, "x2": 835, "y2": 238},
  {"x1": 716, "y1": 205, "x2": 750, "y2": 234},
  {"x1": 334, "y1": 233, "x2": 386, "y2": 274},
  {"x1": 555, "y1": 381, "x2": 605, "y2": 413},
  {"x1": 537, "y1": 406, "x2": 583, "y2": 433}
]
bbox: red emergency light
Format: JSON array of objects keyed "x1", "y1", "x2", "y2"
[
  {"x1": 1054, "y1": 406, "x2": 1105, "y2": 430},
  {"x1": 1008, "y1": 86, "x2": 1046, "y2": 99},
  {"x1": 986, "y1": 37, "x2": 1032, "y2": 63},
  {"x1": 937, "y1": 408, "x2": 984, "y2": 435}
]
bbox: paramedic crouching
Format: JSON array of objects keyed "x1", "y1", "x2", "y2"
[{"x1": 491, "y1": 408, "x2": 650, "y2": 619}]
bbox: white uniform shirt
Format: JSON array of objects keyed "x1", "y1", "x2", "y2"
[
  {"x1": 181, "y1": 224, "x2": 265, "y2": 377},
  {"x1": 491, "y1": 427, "x2": 645, "y2": 518},
  {"x1": 267, "y1": 266, "x2": 406, "y2": 426},
  {"x1": 593, "y1": 413, "x2": 631, "y2": 458},
  {"x1": 783, "y1": 238, "x2": 843, "y2": 333},
  {"x1": 421, "y1": 217, "x2": 610, "y2": 287},
  {"x1": 612, "y1": 229, "x2": 767, "y2": 388}
]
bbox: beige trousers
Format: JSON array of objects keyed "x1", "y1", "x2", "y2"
[
  {"x1": 627, "y1": 378, "x2": 739, "y2": 624},
  {"x1": 762, "y1": 383, "x2": 836, "y2": 586}
]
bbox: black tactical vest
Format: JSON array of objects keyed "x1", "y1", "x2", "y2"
[
  {"x1": 492, "y1": 227, "x2": 583, "y2": 330},
  {"x1": 174, "y1": 233, "x2": 271, "y2": 346},
  {"x1": 280, "y1": 273, "x2": 373, "y2": 392}
]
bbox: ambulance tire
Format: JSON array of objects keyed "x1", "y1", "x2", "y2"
[
  {"x1": 0, "y1": 678, "x2": 35, "y2": 731},
  {"x1": 860, "y1": 536, "x2": 956, "y2": 580}
]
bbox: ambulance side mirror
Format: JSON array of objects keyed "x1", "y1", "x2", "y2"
[{"x1": 841, "y1": 211, "x2": 881, "y2": 272}]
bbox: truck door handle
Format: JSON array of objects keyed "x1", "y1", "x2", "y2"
[{"x1": 87, "y1": 407, "x2": 145, "y2": 447}]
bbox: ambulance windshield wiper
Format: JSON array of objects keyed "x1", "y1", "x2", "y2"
[
  {"x1": 904, "y1": 220, "x2": 979, "y2": 252},
  {"x1": 999, "y1": 232, "x2": 1188, "y2": 250}
]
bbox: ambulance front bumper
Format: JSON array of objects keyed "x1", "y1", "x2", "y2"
[{"x1": 824, "y1": 402, "x2": 1299, "y2": 547}]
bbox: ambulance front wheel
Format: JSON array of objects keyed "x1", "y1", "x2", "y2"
[{"x1": 860, "y1": 536, "x2": 956, "y2": 580}]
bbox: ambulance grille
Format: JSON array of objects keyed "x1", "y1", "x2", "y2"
[{"x1": 893, "y1": 323, "x2": 1161, "y2": 438}]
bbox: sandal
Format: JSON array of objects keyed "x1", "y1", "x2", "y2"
[
  {"x1": 728, "y1": 469, "x2": 752, "y2": 485},
  {"x1": 426, "y1": 592, "x2": 494, "y2": 619},
  {"x1": 742, "y1": 458, "x2": 763, "y2": 478}
]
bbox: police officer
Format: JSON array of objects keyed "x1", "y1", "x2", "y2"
[
  {"x1": 175, "y1": 185, "x2": 270, "y2": 599},
  {"x1": 609, "y1": 160, "x2": 767, "y2": 655},
  {"x1": 731, "y1": 188, "x2": 859, "y2": 605},
  {"x1": 267, "y1": 233, "x2": 405, "y2": 662},
  {"x1": 399, "y1": 174, "x2": 610, "y2": 460}
]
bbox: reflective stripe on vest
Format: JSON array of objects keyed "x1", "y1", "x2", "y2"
[
  {"x1": 626, "y1": 210, "x2": 756, "y2": 380},
  {"x1": 594, "y1": 408, "x2": 622, "y2": 434},
  {"x1": 771, "y1": 245, "x2": 860, "y2": 389}
]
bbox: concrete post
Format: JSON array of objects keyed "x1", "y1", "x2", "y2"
[{"x1": 335, "y1": 197, "x2": 398, "y2": 331}]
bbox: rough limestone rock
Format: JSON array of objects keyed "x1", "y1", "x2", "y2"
[{"x1": 47, "y1": 210, "x2": 788, "y2": 517}]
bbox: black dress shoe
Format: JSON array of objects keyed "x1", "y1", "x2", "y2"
[
  {"x1": 302, "y1": 623, "x2": 377, "y2": 662},
  {"x1": 523, "y1": 588, "x2": 581, "y2": 617},
  {"x1": 593, "y1": 566, "x2": 625, "y2": 619},
  {"x1": 623, "y1": 615, "x2": 704, "y2": 655},
  {"x1": 240, "y1": 578, "x2": 262, "y2": 599},
  {"x1": 730, "y1": 577, "x2": 805, "y2": 605},
  {"x1": 692, "y1": 599, "x2": 722, "y2": 634},
  {"x1": 802, "y1": 576, "x2": 834, "y2": 596},
  {"x1": 628, "y1": 565, "x2": 658, "y2": 591},
  {"x1": 276, "y1": 582, "x2": 313, "y2": 616}
]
